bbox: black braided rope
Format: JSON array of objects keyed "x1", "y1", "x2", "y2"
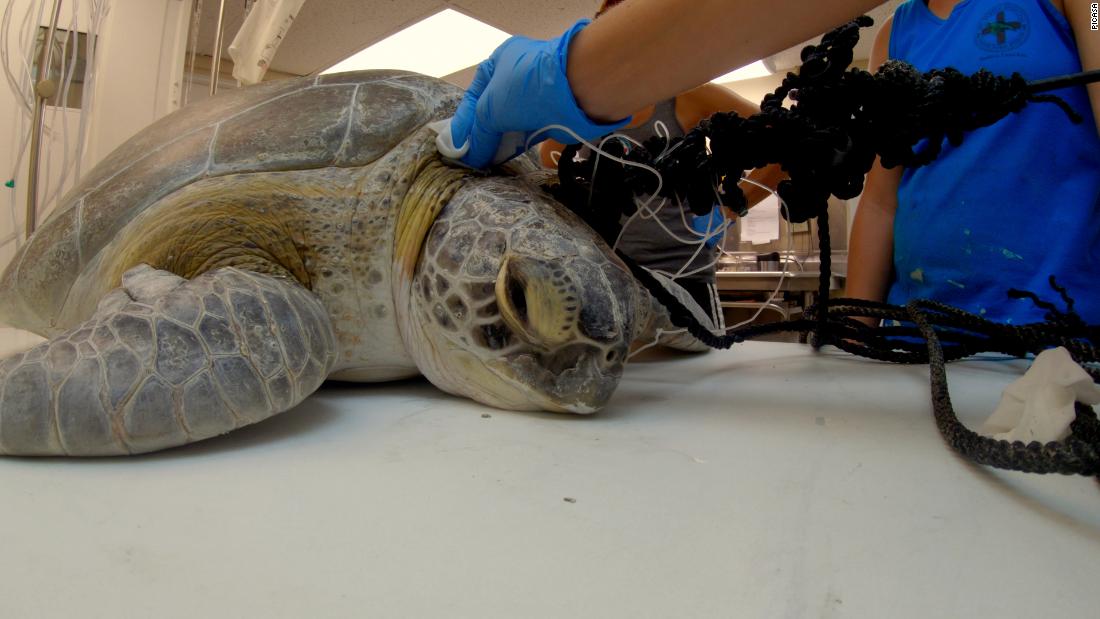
[
  {"x1": 628, "y1": 250, "x2": 1100, "y2": 475},
  {"x1": 554, "y1": 16, "x2": 1093, "y2": 228},
  {"x1": 909, "y1": 299, "x2": 1100, "y2": 475},
  {"x1": 548, "y1": 17, "x2": 1100, "y2": 476}
]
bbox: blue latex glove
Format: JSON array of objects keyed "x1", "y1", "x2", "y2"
[
  {"x1": 446, "y1": 19, "x2": 630, "y2": 169},
  {"x1": 690, "y1": 207, "x2": 728, "y2": 248}
]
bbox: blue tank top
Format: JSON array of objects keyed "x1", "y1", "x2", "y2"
[{"x1": 887, "y1": 0, "x2": 1100, "y2": 324}]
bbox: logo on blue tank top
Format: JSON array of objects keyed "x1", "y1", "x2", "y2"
[{"x1": 975, "y1": 3, "x2": 1030, "y2": 51}]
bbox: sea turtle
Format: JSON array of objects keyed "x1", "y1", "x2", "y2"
[{"x1": 0, "y1": 70, "x2": 664, "y2": 457}]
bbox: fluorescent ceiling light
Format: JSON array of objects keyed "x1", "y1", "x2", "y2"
[
  {"x1": 712, "y1": 60, "x2": 773, "y2": 83},
  {"x1": 322, "y1": 9, "x2": 509, "y2": 77}
]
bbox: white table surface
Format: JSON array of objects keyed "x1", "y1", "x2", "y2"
[{"x1": 1, "y1": 340, "x2": 1097, "y2": 618}]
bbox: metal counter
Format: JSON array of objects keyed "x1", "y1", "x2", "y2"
[{"x1": 716, "y1": 252, "x2": 847, "y2": 317}]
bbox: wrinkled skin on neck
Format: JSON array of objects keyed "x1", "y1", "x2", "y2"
[{"x1": 399, "y1": 175, "x2": 649, "y2": 413}]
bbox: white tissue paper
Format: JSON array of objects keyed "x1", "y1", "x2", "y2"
[
  {"x1": 428, "y1": 117, "x2": 529, "y2": 167},
  {"x1": 228, "y1": 0, "x2": 307, "y2": 86},
  {"x1": 428, "y1": 118, "x2": 469, "y2": 160},
  {"x1": 983, "y1": 346, "x2": 1100, "y2": 443}
]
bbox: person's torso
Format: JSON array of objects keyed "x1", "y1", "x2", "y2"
[
  {"x1": 607, "y1": 99, "x2": 719, "y2": 280},
  {"x1": 886, "y1": 0, "x2": 1100, "y2": 324}
]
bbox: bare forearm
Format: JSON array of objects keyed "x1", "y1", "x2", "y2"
[
  {"x1": 567, "y1": 0, "x2": 884, "y2": 121},
  {"x1": 846, "y1": 156, "x2": 902, "y2": 325},
  {"x1": 846, "y1": 203, "x2": 895, "y2": 305},
  {"x1": 1065, "y1": 0, "x2": 1100, "y2": 136},
  {"x1": 741, "y1": 164, "x2": 786, "y2": 207},
  {"x1": 847, "y1": 182, "x2": 902, "y2": 330}
]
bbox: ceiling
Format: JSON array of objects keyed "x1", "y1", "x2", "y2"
[
  {"x1": 192, "y1": 0, "x2": 603, "y2": 77},
  {"x1": 190, "y1": 0, "x2": 902, "y2": 81},
  {"x1": 766, "y1": 1, "x2": 902, "y2": 73}
]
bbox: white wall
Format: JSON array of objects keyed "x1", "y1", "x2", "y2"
[
  {"x1": 0, "y1": 0, "x2": 191, "y2": 279},
  {"x1": 85, "y1": 0, "x2": 191, "y2": 163}
]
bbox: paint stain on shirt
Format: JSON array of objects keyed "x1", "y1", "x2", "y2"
[
  {"x1": 1001, "y1": 248, "x2": 1023, "y2": 260},
  {"x1": 909, "y1": 268, "x2": 925, "y2": 283}
]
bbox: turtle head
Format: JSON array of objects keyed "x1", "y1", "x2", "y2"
[{"x1": 398, "y1": 176, "x2": 649, "y2": 413}]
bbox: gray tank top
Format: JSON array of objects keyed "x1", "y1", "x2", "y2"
[{"x1": 603, "y1": 99, "x2": 717, "y2": 282}]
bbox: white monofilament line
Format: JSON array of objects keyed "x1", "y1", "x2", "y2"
[
  {"x1": 0, "y1": 0, "x2": 41, "y2": 252},
  {"x1": 524, "y1": 123, "x2": 795, "y2": 356},
  {"x1": 627, "y1": 178, "x2": 795, "y2": 359},
  {"x1": 0, "y1": 0, "x2": 109, "y2": 257}
]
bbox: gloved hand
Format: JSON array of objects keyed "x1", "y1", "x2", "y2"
[{"x1": 444, "y1": 19, "x2": 630, "y2": 169}]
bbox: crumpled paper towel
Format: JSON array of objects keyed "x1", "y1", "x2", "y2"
[{"x1": 982, "y1": 347, "x2": 1100, "y2": 443}]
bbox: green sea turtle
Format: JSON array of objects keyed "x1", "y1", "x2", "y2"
[{"x1": 0, "y1": 70, "x2": 667, "y2": 457}]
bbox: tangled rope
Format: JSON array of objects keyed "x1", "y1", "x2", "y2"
[
  {"x1": 548, "y1": 17, "x2": 1100, "y2": 477},
  {"x1": 554, "y1": 16, "x2": 1089, "y2": 226}
]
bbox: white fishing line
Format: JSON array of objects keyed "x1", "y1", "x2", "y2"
[
  {"x1": 2, "y1": 0, "x2": 110, "y2": 251},
  {"x1": 529, "y1": 123, "x2": 797, "y2": 353}
]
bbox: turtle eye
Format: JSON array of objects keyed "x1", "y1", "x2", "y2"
[
  {"x1": 507, "y1": 276, "x2": 528, "y2": 324},
  {"x1": 496, "y1": 257, "x2": 538, "y2": 345}
]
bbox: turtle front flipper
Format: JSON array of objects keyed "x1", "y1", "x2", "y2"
[
  {"x1": 632, "y1": 272, "x2": 715, "y2": 354},
  {"x1": 0, "y1": 265, "x2": 336, "y2": 456}
]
